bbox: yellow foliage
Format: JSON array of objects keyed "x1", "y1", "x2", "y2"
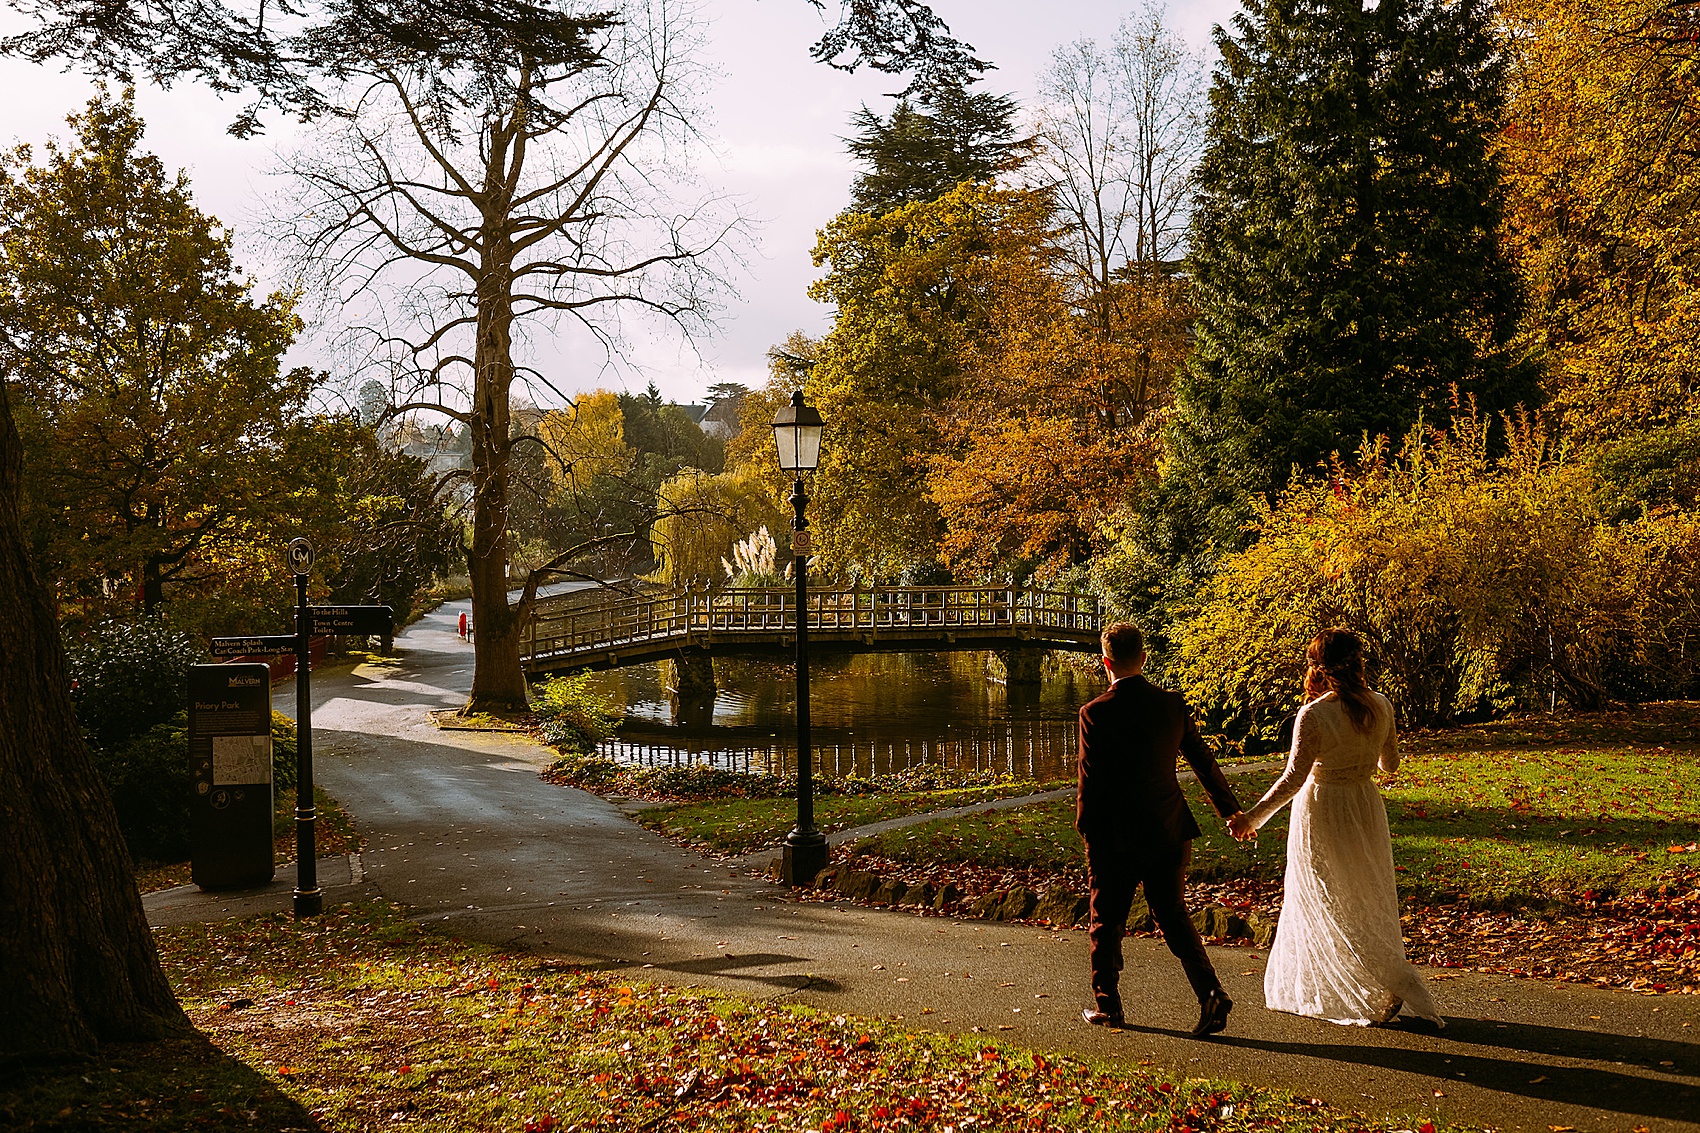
[
  {"x1": 1499, "y1": 0, "x2": 1700, "y2": 437},
  {"x1": 1171, "y1": 409, "x2": 1645, "y2": 733},
  {"x1": 793, "y1": 182, "x2": 1178, "y2": 581},
  {"x1": 646, "y1": 469, "x2": 787, "y2": 589},
  {"x1": 537, "y1": 390, "x2": 629, "y2": 496}
]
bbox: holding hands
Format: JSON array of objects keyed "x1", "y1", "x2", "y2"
[{"x1": 1226, "y1": 811, "x2": 1258, "y2": 842}]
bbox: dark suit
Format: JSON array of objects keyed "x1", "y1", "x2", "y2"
[{"x1": 1076, "y1": 674, "x2": 1242, "y2": 1015}]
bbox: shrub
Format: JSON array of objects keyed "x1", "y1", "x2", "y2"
[
  {"x1": 532, "y1": 672, "x2": 624, "y2": 755},
  {"x1": 92, "y1": 714, "x2": 193, "y2": 863},
  {"x1": 1601, "y1": 508, "x2": 1700, "y2": 700},
  {"x1": 545, "y1": 754, "x2": 1030, "y2": 802},
  {"x1": 66, "y1": 618, "x2": 205, "y2": 748},
  {"x1": 271, "y1": 711, "x2": 298, "y2": 792},
  {"x1": 1170, "y1": 410, "x2": 1635, "y2": 738},
  {"x1": 87, "y1": 700, "x2": 296, "y2": 866}
]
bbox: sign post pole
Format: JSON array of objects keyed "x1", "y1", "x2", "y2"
[{"x1": 288, "y1": 538, "x2": 322, "y2": 918}]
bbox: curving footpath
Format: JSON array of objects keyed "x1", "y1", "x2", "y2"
[{"x1": 146, "y1": 599, "x2": 1700, "y2": 1133}]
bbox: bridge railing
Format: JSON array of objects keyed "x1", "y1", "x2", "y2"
[{"x1": 522, "y1": 584, "x2": 1102, "y2": 666}]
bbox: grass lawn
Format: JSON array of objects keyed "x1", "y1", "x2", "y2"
[
  {"x1": 852, "y1": 738, "x2": 1700, "y2": 910},
  {"x1": 636, "y1": 781, "x2": 1066, "y2": 857},
  {"x1": 132, "y1": 787, "x2": 363, "y2": 894},
  {"x1": 0, "y1": 902, "x2": 1466, "y2": 1132},
  {"x1": 834, "y1": 715, "x2": 1700, "y2": 992}
]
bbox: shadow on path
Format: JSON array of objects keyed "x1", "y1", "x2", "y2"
[{"x1": 1122, "y1": 1019, "x2": 1698, "y2": 1123}]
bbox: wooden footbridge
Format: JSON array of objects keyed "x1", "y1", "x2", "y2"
[{"x1": 519, "y1": 584, "x2": 1105, "y2": 675}]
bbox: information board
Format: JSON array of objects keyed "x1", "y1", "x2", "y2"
[{"x1": 188, "y1": 663, "x2": 275, "y2": 889}]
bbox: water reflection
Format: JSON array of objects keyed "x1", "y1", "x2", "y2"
[{"x1": 583, "y1": 651, "x2": 1094, "y2": 781}]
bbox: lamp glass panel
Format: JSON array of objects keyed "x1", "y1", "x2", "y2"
[
  {"x1": 794, "y1": 423, "x2": 823, "y2": 471},
  {"x1": 773, "y1": 424, "x2": 800, "y2": 471}
]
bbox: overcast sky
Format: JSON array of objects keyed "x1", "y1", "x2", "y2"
[{"x1": 0, "y1": 1, "x2": 1242, "y2": 407}]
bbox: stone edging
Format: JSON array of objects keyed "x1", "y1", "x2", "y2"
[{"x1": 805, "y1": 862, "x2": 1277, "y2": 947}]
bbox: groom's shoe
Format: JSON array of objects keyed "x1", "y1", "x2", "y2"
[
  {"x1": 1190, "y1": 990, "x2": 1233, "y2": 1038},
  {"x1": 1082, "y1": 1007, "x2": 1124, "y2": 1028}
]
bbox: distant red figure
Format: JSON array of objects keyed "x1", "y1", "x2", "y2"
[{"x1": 458, "y1": 611, "x2": 468, "y2": 639}]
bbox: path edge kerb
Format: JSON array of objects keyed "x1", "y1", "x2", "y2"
[{"x1": 728, "y1": 758, "x2": 1286, "y2": 870}]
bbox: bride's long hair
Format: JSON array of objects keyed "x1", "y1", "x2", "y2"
[{"x1": 1305, "y1": 628, "x2": 1377, "y2": 734}]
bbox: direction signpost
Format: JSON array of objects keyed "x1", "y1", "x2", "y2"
[
  {"x1": 204, "y1": 537, "x2": 394, "y2": 917},
  {"x1": 289, "y1": 539, "x2": 321, "y2": 917},
  {"x1": 209, "y1": 635, "x2": 298, "y2": 657},
  {"x1": 308, "y1": 606, "x2": 394, "y2": 636}
]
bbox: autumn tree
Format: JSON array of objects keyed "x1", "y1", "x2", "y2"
[
  {"x1": 801, "y1": 184, "x2": 1047, "y2": 577},
  {"x1": 1497, "y1": 0, "x2": 1700, "y2": 498},
  {"x1": 1167, "y1": 0, "x2": 1535, "y2": 559},
  {"x1": 524, "y1": 388, "x2": 687, "y2": 577},
  {"x1": 2, "y1": 89, "x2": 314, "y2": 616}
]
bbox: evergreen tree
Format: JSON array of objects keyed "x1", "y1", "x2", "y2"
[
  {"x1": 846, "y1": 84, "x2": 1026, "y2": 213},
  {"x1": 1166, "y1": 0, "x2": 1535, "y2": 557}
]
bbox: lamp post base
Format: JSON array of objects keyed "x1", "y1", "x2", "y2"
[
  {"x1": 780, "y1": 832, "x2": 830, "y2": 888},
  {"x1": 293, "y1": 887, "x2": 323, "y2": 918}
]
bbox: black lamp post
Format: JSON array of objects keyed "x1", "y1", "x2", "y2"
[{"x1": 772, "y1": 389, "x2": 829, "y2": 886}]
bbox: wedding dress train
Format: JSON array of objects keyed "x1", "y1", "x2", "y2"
[{"x1": 1244, "y1": 692, "x2": 1442, "y2": 1026}]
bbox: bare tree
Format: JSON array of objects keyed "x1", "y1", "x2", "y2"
[
  {"x1": 275, "y1": 0, "x2": 743, "y2": 713},
  {"x1": 1035, "y1": 2, "x2": 1205, "y2": 422},
  {"x1": 1037, "y1": 2, "x2": 1205, "y2": 302}
]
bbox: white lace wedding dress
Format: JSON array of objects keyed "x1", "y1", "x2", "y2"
[{"x1": 1242, "y1": 691, "x2": 1442, "y2": 1026}]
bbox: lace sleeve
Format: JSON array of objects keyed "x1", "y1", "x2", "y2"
[
  {"x1": 1245, "y1": 703, "x2": 1322, "y2": 830},
  {"x1": 1378, "y1": 703, "x2": 1400, "y2": 775}
]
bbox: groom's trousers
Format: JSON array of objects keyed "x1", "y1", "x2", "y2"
[{"x1": 1085, "y1": 840, "x2": 1222, "y2": 1017}]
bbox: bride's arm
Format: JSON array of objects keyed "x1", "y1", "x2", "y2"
[
  {"x1": 1243, "y1": 704, "x2": 1321, "y2": 830},
  {"x1": 1378, "y1": 709, "x2": 1401, "y2": 775}
]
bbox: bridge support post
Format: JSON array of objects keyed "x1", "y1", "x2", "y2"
[
  {"x1": 993, "y1": 647, "x2": 1044, "y2": 688},
  {"x1": 666, "y1": 653, "x2": 717, "y2": 700}
]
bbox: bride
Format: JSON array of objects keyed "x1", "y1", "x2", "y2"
[{"x1": 1227, "y1": 628, "x2": 1442, "y2": 1027}]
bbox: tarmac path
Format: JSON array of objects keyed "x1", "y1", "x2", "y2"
[{"x1": 147, "y1": 599, "x2": 1700, "y2": 1133}]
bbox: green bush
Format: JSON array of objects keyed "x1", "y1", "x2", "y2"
[
  {"x1": 270, "y1": 711, "x2": 298, "y2": 792},
  {"x1": 66, "y1": 618, "x2": 205, "y2": 748},
  {"x1": 87, "y1": 702, "x2": 296, "y2": 866},
  {"x1": 92, "y1": 714, "x2": 193, "y2": 863},
  {"x1": 532, "y1": 672, "x2": 624, "y2": 755}
]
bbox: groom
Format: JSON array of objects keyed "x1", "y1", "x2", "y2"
[{"x1": 1076, "y1": 622, "x2": 1243, "y2": 1037}]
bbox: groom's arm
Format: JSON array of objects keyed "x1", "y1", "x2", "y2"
[
  {"x1": 1075, "y1": 701, "x2": 1107, "y2": 843},
  {"x1": 1177, "y1": 695, "x2": 1241, "y2": 819}
]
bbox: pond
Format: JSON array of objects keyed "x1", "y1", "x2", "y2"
[{"x1": 583, "y1": 651, "x2": 1097, "y2": 783}]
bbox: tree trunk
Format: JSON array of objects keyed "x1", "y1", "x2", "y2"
[
  {"x1": 464, "y1": 227, "x2": 529, "y2": 713},
  {"x1": 464, "y1": 381, "x2": 528, "y2": 711},
  {"x1": 0, "y1": 380, "x2": 190, "y2": 1064},
  {"x1": 141, "y1": 556, "x2": 164, "y2": 612}
]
